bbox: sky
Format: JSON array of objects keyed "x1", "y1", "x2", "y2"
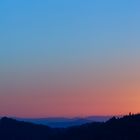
[{"x1": 0, "y1": 0, "x2": 140, "y2": 117}]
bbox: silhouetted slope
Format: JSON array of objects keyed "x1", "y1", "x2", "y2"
[
  {"x1": 62, "y1": 114, "x2": 140, "y2": 140},
  {"x1": 1, "y1": 114, "x2": 140, "y2": 140},
  {"x1": 0, "y1": 117, "x2": 54, "y2": 140}
]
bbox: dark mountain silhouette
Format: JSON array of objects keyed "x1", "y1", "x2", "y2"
[{"x1": 1, "y1": 114, "x2": 140, "y2": 140}]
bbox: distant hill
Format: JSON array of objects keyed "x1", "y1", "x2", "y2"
[
  {"x1": 15, "y1": 116, "x2": 110, "y2": 128},
  {"x1": 1, "y1": 114, "x2": 140, "y2": 140}
]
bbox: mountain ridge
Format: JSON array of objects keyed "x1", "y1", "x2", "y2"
[
  {"x1": 14, "y1": 116, "x2": 111, "y2": 128},
  {"x1": 1, "y1": 114, "x2": 140, "y2": 140}
]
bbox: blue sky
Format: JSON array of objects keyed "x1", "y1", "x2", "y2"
[
  {"x1": 0, "y1": 0, "x2": 140, "y2": 117},
  {"x1": 1, "y1": 0, "x2": 140, "y2": 66}
]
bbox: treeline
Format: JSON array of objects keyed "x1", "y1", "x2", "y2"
[{"x1": 1, "y1": 114, "x2": 140, "y2": 140}]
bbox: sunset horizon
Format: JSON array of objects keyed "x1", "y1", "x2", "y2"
[{"x1": 1, "y1": 0, "x2": 140, "y2": 118}]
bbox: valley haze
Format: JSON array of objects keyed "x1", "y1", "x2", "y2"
[{"x1": 1, "y1": 116, "x2": 112, "y2": 128}]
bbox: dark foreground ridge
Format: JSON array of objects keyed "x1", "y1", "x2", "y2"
[{"x1": 1, "y1": 114, "x2": 140, "y2": 140}]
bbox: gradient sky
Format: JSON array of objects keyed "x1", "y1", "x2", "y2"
[{"x1": 0, "y1": 0, "x2": 140, "y2": 117}]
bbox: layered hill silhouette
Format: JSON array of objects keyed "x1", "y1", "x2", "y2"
[
  {"x1": 1, "y1": 114, "x2": 140, "y2": 140},
  {"x1": 15, "y1": 116, "x2": 110, "y2": 128}
]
